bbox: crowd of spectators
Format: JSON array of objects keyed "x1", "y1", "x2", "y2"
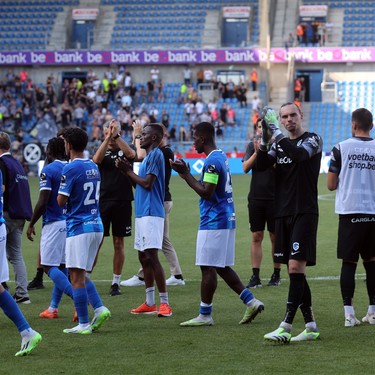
[{"x1": 0, "y1": 65, "x2": 258, "y2": 168}]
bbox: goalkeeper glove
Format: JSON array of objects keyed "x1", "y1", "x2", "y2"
[
  {"x1": 261, "y1": 106, "x2": 284, "y2": 140},
  {"x1": 260, "y1": 119, "x2": 272, "y2": 150}
]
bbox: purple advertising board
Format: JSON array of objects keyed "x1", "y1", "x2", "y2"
[{"x1": 0, "y1": 47, "x2": 373, "y2": 65}]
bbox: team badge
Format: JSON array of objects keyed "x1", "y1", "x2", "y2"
[
  {"x1": 293, "y1": 242, "x2": 299, "y2": 251},
  {"x1": 40, "y1": 172, "x2": 46, "y2": 181},
  {"x1": 207, "y1": 164, "x2": 217, "y2": 173}
]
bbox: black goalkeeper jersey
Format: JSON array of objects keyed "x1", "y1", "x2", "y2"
[
  {"x1": 257, "y1": 131, "x2": 323, "y2": 218},
  {"x1": 98, "y1": 147, "x2": 135, "y2": 201},
  {"x1": 243, "y1": 141, "x2": 275, "y2": 201}
]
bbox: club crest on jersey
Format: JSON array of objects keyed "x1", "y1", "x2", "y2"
[
  {"x1": 207, "y1": 164, "x2": 217, "y2": 173},
  {"x1": 118, "y1": 150, "x2": 124, "y2": 157},
  {"x1": 293, "y1": 242, "x2": 300, "y2": 251},
  {"x1": 40, "y1": 172, "x2": 47, "y2": 181}
]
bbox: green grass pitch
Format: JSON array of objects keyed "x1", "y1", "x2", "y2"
[{"x1": 2, "y1": 174, "x2": 373, "y2": 374}]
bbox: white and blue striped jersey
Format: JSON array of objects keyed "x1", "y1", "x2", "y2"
[
  {"x1": 40, "y1": 159, "x2": 67, "y2": 225},
  {"x1": 58, "y1": 158, "x2": 103, "y2": 237}
]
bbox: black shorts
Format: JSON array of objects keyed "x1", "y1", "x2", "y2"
[
  {"x1": 248, "y1": 199, "x2": 275, "y2": 233},
  {"x1": 99, "y1": 200, "x2": 132, "y2": 237},
  {"x1": 337, "y1": 214, "x2": 375, "y2": 261},
  {"x1": 274, "y1": 214, "x2": 318, "y2": 266}
]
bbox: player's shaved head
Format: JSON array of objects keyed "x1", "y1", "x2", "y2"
[
  {"x1": 352, "y1": 108, "x2": 373, "y2": 132},
  {"x1": 195, "y1": 122, "x2": 215, "y2": 140}
]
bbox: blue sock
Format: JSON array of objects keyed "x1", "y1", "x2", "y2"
[
  {"x1": 50, "y1": 285, "x2": 63, "y2": 309},
  {"x1": 240, "y1": 288, "x2": 254, "y2": 305},
  {"x1": 199, "y1": 302, "x2": 212, "y2": 316},
  {"x1": 73, "y1": 287, "x2": 89, "y2": 325},
  {"x1": 48, "y1": 267, "x2": 73, "y2": 299},
  {"x1": 85, "y1": 279, "x2": 103, "y2": 310},
  {"x1": 0, "y1": 289, "x2": 30, "y2": 332}
]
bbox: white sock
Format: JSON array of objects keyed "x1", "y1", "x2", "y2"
[
  {"x1": 198, "y1": 314, "x2": 212, "y2": 321},
  {"x1": 344, "y1": 305, "x2": 355, "y2": 316},
  {"x1": 368, "y1": 305, "x2": 375, "y2": 314},
  {"x1": 112, "y1": 274, "x2": 121, "y2": 285},
  {"x1": 48, "y1": 306, "x2": 56, "y2": 312},
  {"x1": 146, "y1": 287, "x2": 155, "y2": 306},
  {"x1": 159, "y1": 292, "x2": 169, "y2": 304},
  {"x1": 305, "y1": 321, "x2": 317, "y2": 330},
  {"x1": 20, "y1": 328, "x2": 36, "y2": 338},
  {"x1": 280, "y1": 321, "x2": 292, "y2": 332}
]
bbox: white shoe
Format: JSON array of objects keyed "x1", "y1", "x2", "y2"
[
  {"x1": 290, "y1": 328, "x2": 320, "y2": 342},
  {"x1": 166, "y1": 275, "x2": 185, "y2": 286},
  {"x1": 362, "y1": 312, "x2": 375, "y2": 324},
  {"x1": 120, "y1": 275, "x2": 145, "y2": 287},
  {"x1": 180, "y1": 315, "x2": 214, "y2": 327},
  {"x1": 264, "y1": 327, "x2": 291, "y2": 344},
  {"x1": 63, "y1": 324, "x2": 92, "y2": 334},
  {"x1": 345, "y1": 314, "x2": 361, "y2": 327}
]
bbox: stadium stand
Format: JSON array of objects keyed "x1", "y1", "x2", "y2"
[
  {"x1": 105, "y1": 0, "x2": 259, "y2": 49},
  {"x1": 303, "y1": 0, "x2": 375, "y2": 47},
  {"x1": 0, "y1": 0, "x2": 78, "y2": 51}
]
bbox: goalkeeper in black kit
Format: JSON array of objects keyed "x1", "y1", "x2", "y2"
[{"x1": 256, "y1": 103, "x2": 323, "y2": 344}]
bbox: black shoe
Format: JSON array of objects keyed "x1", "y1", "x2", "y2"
[
  {"x1": 267, "y1": 273, "x2": 281, "y2": 287},
  {"x1": 13, "y1": 294, "x2": 31, "y2": 304},
  {"x1": 109, "y1": 283, "x2": 121, "y2": 296},
  {"x1": 246, "y1": 275, "x2": 262, "y2": 288},
  {"x1": 1, "y1": 282, "x2": 8, "y2": 290},
  {"x1": 27, "y1": 278, "x2": 45, "y2": 290}
]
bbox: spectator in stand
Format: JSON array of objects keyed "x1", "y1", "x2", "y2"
[
  {"x1": 195, "y1": 98, "x2": 204, "y2": 117},
  {"x1": 296, "y1": 23, "x2": 304, "y2": 45},
  {"x1": 130, "y1": 83, "x2": 138, "y2": 107},
  {"x1": 177, "y1": 82, "x2": 188, "y2": 104},
  {"x1": 200, "y1": 110, "x2": 212, "y2": 124},
  {"x1": 183, "y1": 66, "x2": 192, "y2": 85},
  {"x1": 169, "y1": 125, "x2": 177, "y2": 142},
  {"x1": 250, "y1": 68, "x2": 258, "y2": 91},
  {"x1": 121, "y1": 90, "x2": 132, "y2": 109},
  {"x1": 149, "y1": 106, "x2": 159, "y2": 123},
  {"x1": 220, "y1": 102, "x2": 228, "y2": 127},
  {"x1": 196, "y1": 68, "x2": 204, "y2": 85},
  {"x1": 139, "y1": 85, "x2": 147, "y2": 105},
  {"x1": 147, "y1": 80, "x2": 155, "y2": 103},
  {"x1": 60, "y1": 98, "x2": 72, "y2": 128},
  {"x1": 285, "y1": 32, "x2": 295, "y2": 50},
  {"x1": 227, "y1": 79, "x2": 235, "y2": 99},
  {"x1": 161, "y1": 110, "x2": 170, "y2": 129},
  {"x1": 150, "y1": 65, "x2": 160, "y2": 84},
  {"x1": 214, "y1": 119, "x2": 224, "y2": 139},
  {"x1": 157, "y1": 80, "x2": 165, "y2": 102},
  {"x1": 237, "y1": 82, "x2": 247, "y2": 108},
  {"x1": 252, "y1": 96, "x2": 261, "y2": 114},
  {"x1": 117, "y1": 106, "x2": 131, "y2": 139},
  {"x1": 124, "y1": 71, "x2": 132, "y2": 91},
  {"x1": 73, "y1": 103, "x2": 85, "y2": 128},
  {"x1": 226, "y1": 105, "x2": 236, "y2": 127},
  {"x1": 179, "y1": 125, "x2": 188, "y2": 142},
  {"x1": 294, "y1": 77, "x2": 302, "y2": 101},
  {"x1": 204, "y1": 68, "x2": 214, "y2": 83}
]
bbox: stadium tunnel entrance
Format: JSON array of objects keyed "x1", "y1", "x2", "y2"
[{"x1": 296, "y1": 69, "x2": 323, "y2": 102}]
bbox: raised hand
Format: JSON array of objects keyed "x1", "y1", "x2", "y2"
[{"x1": 169, "y1": 158, "x2": 189, "y2": 175}]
